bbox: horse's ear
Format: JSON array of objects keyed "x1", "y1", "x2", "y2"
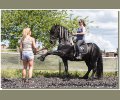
[{"x1": 54, "y1": 23, "x2": 58, "y2": 27}]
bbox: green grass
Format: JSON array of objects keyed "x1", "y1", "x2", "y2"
[
  {"x1": 1, "y1": 49, "x2": 17, "y2": 52},
  {"x1": 1, "y1": 69, "x2": 22, "y2": 78},
  {"x1": 1, "y1": 69, "x2": 118, "y2": 78}
]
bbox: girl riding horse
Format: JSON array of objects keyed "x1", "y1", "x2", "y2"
[{"x1": 38, "y1": 24, "x2": 103, "y2": 79}]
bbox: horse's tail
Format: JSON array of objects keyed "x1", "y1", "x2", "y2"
[{"x1": 96, "y1": 51, "x2": 103, "y2": 79}]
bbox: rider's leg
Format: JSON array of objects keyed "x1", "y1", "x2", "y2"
[
  {"x1": 76, "y1": 40, "x2": 84, "y2": 59},
  {"x1": 75, "y1": 41, "x2": 79, "y2": 57}
]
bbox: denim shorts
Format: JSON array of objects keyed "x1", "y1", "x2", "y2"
[{"x1": 22, "y1": 51, "x2": 34, "y2": 61}]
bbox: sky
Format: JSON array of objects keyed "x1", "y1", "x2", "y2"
[{"x1": 68, "y1": 10, "x2": 118, "y2": 52}]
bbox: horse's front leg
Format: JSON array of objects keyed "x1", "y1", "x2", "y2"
[{"x1": 38, "y1": 50, "x2": 62, "y2": 61}]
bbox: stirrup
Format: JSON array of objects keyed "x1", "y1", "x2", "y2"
[
  {"x1": 76, "y1": 56, "x2": 82, "y2": 59},
  {"x1": 76, "y1": 54, "x2": 82, "y2": 59}
]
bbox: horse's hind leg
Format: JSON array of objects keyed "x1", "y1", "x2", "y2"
[
  {"x1": 82, "y1": 61, "x2": 92, "y2": 79},
  {"x1": 90, "y1": 62, "x2": 97, "y2": 79},
  {"x1": 82, "y1": 68, "x2": 91, "y2": 79}
]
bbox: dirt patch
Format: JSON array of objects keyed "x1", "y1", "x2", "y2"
[{"x1": 1, "y1": 76, "x2": 118, "y2": 89}]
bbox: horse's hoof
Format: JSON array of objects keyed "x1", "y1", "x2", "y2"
[
  {"x1": 97, "y1": 77, "x2": 103, "y2": 80},
  {"x1": 78, "y1": 77, "x2": 83, "y2": 79},
  {"x1": 38, "y1": 56, "x2": 45, "y2": 61},
  {"x1": 82, "y1": 76, "x2": 88, "y2": 79},
  {"x1": 87, "y1": 77, "x2": 94, "y2": 81}
]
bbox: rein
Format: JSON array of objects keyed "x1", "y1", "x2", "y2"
[{"x1": 59, "y1": 26, "x2": 71, "y2": 44}]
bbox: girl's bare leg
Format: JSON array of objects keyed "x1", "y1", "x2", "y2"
[{"x1": 28, "y1": 59, "x2": 34, "y2": 78}]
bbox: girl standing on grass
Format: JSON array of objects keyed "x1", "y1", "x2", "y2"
[{"x1": 20, "y1": 27, "x2": 38, "y2": 83}]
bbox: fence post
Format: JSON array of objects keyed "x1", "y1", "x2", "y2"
[{"x1": 59, "y1": 59, "x2": 62, "y2": 75}]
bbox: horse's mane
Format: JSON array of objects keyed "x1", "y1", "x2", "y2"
[
  {"x1": 50, "y1": 24, "x2": 73, "y2": 45},
  {"x1": 51, "y1": 24, "x2": 69, "y2": 32}
]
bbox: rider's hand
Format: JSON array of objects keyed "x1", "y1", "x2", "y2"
[
  {"x1": 36, "y1": 48, "x2": 40, "y2": 52},
  {"x1": 72, "y1": 33, "x2": 77, "y2": 36}
]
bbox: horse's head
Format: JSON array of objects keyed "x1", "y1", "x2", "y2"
[
  {"x1": 49, "y1": 25, "x2": 59, "y2": 45},
  {"x1": 49, "y1": 25, "x2": 73, "y2": 46}
]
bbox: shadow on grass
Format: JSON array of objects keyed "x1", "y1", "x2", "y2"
[
  {"x1": 33, "y1": 70, "x2": 85, "y2": 80},
  {"x1": 1, "y1": 69, "x2": 118, "y2": 80}
]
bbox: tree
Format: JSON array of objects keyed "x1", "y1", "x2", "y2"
[
  {"x1": 1, "y1": 10, "x2": 67, "y2": 49},
  {"x1": 1, "y1": 10, "x2": 91, "y2": 49}
]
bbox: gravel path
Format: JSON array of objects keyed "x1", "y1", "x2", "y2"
[{"x1": 1, "y1": 76, "x2": 118, "y2": 89}]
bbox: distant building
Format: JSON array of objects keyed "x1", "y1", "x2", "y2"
[
  {"x1": 1, "y1": 44, "x2": 8, "y2": 49},
  {"x1": 105, "y1": 52, "x2": 115, "y2": 57},
  {"x1": 102, "y1": 51, "x2": 118, "y2": 57},
  {"x1": 104, "y1": 52, "x2": 118, "y2": 57}
]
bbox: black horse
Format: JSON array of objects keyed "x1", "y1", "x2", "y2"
[{"x1": 39, "y1": 25, "x2": 103, "y2": 79}]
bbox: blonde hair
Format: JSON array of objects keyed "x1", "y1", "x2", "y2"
[{"x1": 22, "y1": 27, "x2": 31, "y2": 41}]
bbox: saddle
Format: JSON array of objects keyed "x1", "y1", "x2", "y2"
[{"x1": 74, "y1": 42, "x2": 88, "y2": 55}]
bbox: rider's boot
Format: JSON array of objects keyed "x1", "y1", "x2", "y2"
[{"x1": 76, "y1": 53, "x2": 82, "y2": 59}]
